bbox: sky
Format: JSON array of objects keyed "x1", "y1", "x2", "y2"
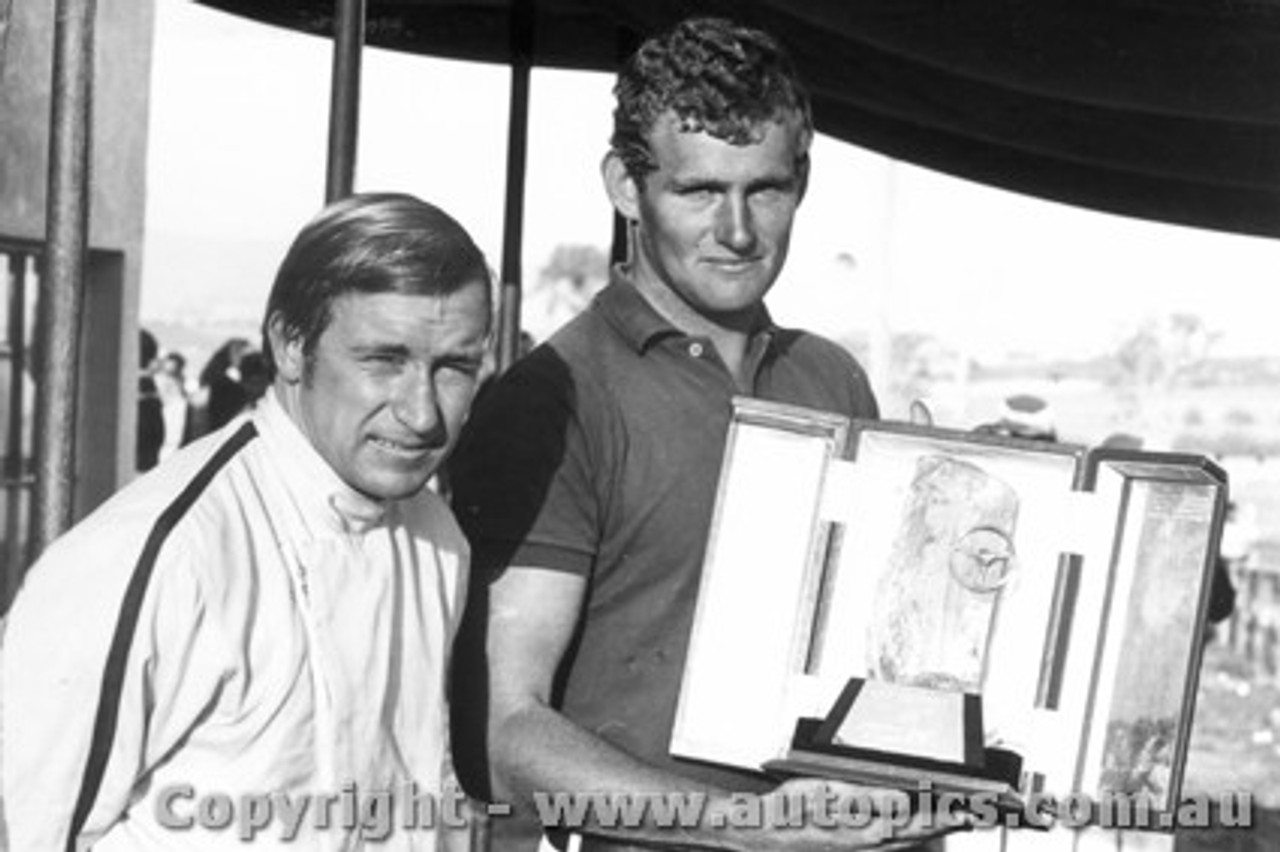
[{"x1": 141, "y1": 1, "x2": 1280, "y2": 364}]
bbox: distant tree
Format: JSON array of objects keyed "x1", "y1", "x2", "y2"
[
  {"x1": 888, "y1": 331, "x2": 954, "y2": 406},
  {"x1": 524, "y1": 244, "x2": 610, "y2": 342},
  {"x1": 539, "y1": 244, "x2": 608, "y2": 294},
  {"x1": 1225, "y1": 408, "x2": 1256, "y2": 428},
  {"x1": 1111, "y1": 313, "x2": 1218, "y2": 391},
  {"x1": 1110, "y1": 313, "x2": 1224, "y2": 438}
]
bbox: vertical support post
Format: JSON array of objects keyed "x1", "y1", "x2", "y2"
[
  {"x1": 610, "y1": 209, "x2": 630, "y2": 266},
  {"x1": 609, "y1": 27, "x2": 641, "y2": 267},
  {"x1": 325, "y1": 0, "x2": 365, "y2": 203},
  {"x1": 5, "y1": 252, "x2": 29, "y2": 601},
  {"x1": 0, "y1": 0, "x2": 15, "y2": 69},
  {"x1": 32, "y1": 0, "x2": 95, "y2": 557},
  {"x1": 1227, "y1": 595, "x2": 1240, "y2": 650},
  {"x1": 496, "y1": 0, "x2": 533, "y2": 374},
  {"x1": 1266, "y1": 623, "x2": 1279, "y2": 679}
]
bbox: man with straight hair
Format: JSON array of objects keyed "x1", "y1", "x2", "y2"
[
  {"x1": 4, "y1": 192, "x2": 493, "y2": 851},
  {"x1": 450, "y1": 17, "x2": 966, "y2": 852}
]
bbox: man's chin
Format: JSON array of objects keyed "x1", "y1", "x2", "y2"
[
  {"x1": 699, "y1": 281, "x2": 775, "y2": 314},
  {"x1": 360, "y1": 469, "x2": 435, "y2": 502},
  {"x1": 700, "y1": 300, "x2": 767, "y2": 331}
]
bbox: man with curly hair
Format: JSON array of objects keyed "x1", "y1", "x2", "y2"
[{"x1": 450, "y1": 17, "x2": 965, "y2": 852}]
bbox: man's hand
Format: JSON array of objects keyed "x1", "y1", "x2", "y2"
[
  {"x1": 908, "y1": 399, "x2": 934, "y2": 428},
  {"x1": 711, "y1": 777, "x2": 972, "y2": 852}
]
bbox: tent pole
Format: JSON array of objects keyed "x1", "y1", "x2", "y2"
[
  {"x1": 608, "y1": 26, "x2": 640, "y2": 266},
  {"x1": 5, "y1": 252, "x2": 30, "y2": 600},
  {"x1": 31, "y1": 0, "x2": 95, "y2": 557},
  {"x1": 496, "y1": 0, "x2": 533, "y2": 374},
  {"x1": 325, "y1": 0, "x2": 365, "y2": 202}
]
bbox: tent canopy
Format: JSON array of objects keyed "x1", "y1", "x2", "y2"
[{"x1": 197, "y1": 0, "x2": 1280, "y2": 239}]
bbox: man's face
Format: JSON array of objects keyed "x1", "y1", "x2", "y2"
[
  {"x1": 616, "y1": 113, "x2": 809, "y2": 324},
  {"x1": 273, "y1": 283, "x2": 490, "y2": 501}
]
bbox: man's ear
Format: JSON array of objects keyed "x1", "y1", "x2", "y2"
[
  {"x1": 267, "y1": 314, "x2": 305, "y2": 383},
  {"x1": 792, "y1": 122, "x2": 813, "y2": 205},
  {"x1": 601, "y1": 152, "x2": 641, "y2": 222}
]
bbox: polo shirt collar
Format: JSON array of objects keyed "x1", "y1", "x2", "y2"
[
  {"x1": 595, "y1": 264, "x2": 780, "y2": 354},
  {"x1": 255, "y1": 388, "x2": 390, "y2": 536}
]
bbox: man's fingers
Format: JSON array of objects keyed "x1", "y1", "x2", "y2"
[
  {"x1": 908, "y1": 399, "x2": 934, "y2": 427},
  {"x1": 768, "y1": 777, "x2": 977, "y2": 850},
  {"x1": 866, "y1": 804, "x2": 974, "y2": 849}
]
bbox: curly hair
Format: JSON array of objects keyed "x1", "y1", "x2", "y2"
[{"x1": 610, "y1": 17, "x2": 813, "y2": 181}]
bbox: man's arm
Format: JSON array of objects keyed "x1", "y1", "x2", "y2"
[
  {"x1": 482, "y1": 567, "x2": 688, "y2": 799},
  {"x1": 2, "y1": 535, "x2": 216, "y2": 851},
  {"x1": 456, "y1": 565, "x2": 970, "y2": 851}
]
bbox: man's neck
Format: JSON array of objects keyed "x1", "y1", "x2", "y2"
[{"x1": 625, "y1": 266, "x2": 761, "y2": 390}]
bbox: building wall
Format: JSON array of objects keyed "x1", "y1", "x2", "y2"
[{"x1": 0, "y1": 0, "x2": 156, "y2": 521}]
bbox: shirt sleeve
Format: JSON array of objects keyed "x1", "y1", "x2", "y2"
[
  {"x1": 449, "y1": 346, "x2": 602, "y2": 578},
  {"x1": 807, "y1": 332, "x2": 881, "y2": 421},
  {"x1": 2, "y1": 526, "x2": 213, "y2": 851}
]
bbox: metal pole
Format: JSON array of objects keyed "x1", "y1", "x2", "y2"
[
  {"x1": 31, "y1": 0, "x2": 95, "y2": 556},
  {"x1": 325, "y1": 0, "x2": 365, "y2": 203},
  {"x1": 497, "y1": 0, "x2": 534, "y2": 374},
  {"x1": 4, "y1": 252, "x2": 29, "y2": 601},
  {"x1": 608, "y1": 26, "x2": 640, "y2": 267},
  {"x1": 1, "y1": 0, "x2": 16, "y2": 73}
]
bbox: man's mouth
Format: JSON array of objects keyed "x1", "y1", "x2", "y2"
[
  {"x1": 369, "y1": 436, "x2": 432, "y2": 457},
  {"x1": 706, "y1": 257, "x2": 761, "y2": 272}
]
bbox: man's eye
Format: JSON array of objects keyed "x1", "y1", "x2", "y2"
[
  {"x1": 677, "y1": 186, "x2": 715, "y2": 200},
  {"x1": 751, "y1": 185, "x2": 793, "y2": 205},
  {"x1": 439, "y1": 360, "x2": 481, "y2": 378}
]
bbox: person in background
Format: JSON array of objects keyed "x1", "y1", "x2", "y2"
[
  {"x1": 136, "y1": 328, "x2": 166, "y2": 473},
  {"x1": 236, "y1": 349, "x2": 273, "y2": 412},
  {"x1": 3, "y1": 192, "x2": 493, "y2": 851},
  {"x1": 449, "y1": 16, "x2": 967, "y2": 852},
  {"x1": 973, "y1": 392, "x2": 1057, "y2": 443},
  {"x1": 154, "y1": 350, "x2": 194, "y2": 460},
  {"x1": 194, "y1": 336, "x2": 254, "y2": 435},
  {"x1": 1215, "y1": 499, "x2": 1252, "y2": 624}
]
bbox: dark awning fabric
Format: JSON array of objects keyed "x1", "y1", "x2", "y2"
[{"x1": 194, "y1": 0, "x2": 1280, "y2": 238}]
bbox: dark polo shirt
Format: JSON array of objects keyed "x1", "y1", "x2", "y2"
[{"x1": 450, "y1": 270, "x2": 878, "y2": 841}]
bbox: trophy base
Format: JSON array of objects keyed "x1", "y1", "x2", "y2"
[
  {"x1": 816, "y1": 676, "x2": 983, "y2": 765},
  {"x1": 764, "y1": 678, "x2": 1028, "y2": 804}
]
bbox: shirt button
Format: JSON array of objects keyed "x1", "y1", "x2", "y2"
[{"x1": 688, "y1": 342, "x2": 704, "y2": 358}]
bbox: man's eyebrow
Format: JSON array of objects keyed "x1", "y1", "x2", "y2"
[
  {"x1": 352, "y1": 342, "x2": 412, "y2": 356},
  {"x1": 447, "y1": 344, "x2": 489, "y2": 362},
  {"x1": 751, "y1": 173, "x2": 799, "y2": 189},
  {"x1": 669, "y1": 175, "x2": 726, "y2": 191},
  {"x1": 669, "y1": 173, "x2": 798, "y2": 192}
]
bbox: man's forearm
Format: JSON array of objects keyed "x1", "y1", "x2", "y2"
[
  {"x1": 488, "y1": 704, "x2": 970, "y2": 852},
  {"x1": 489, "y1": 700, "x2": 748, "y2": 849}
]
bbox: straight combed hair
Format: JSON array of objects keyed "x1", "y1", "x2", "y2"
[{"x1": 260, "y1": 192, "x2": 491, "y2": 378}]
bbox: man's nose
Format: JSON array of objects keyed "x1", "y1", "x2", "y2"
[
  {"x1": 714, "y1": 194, "x2": 756, "y2": 252},
  {"x1": 393, "y1": 369, "x2": 447, "y2": 447}
]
